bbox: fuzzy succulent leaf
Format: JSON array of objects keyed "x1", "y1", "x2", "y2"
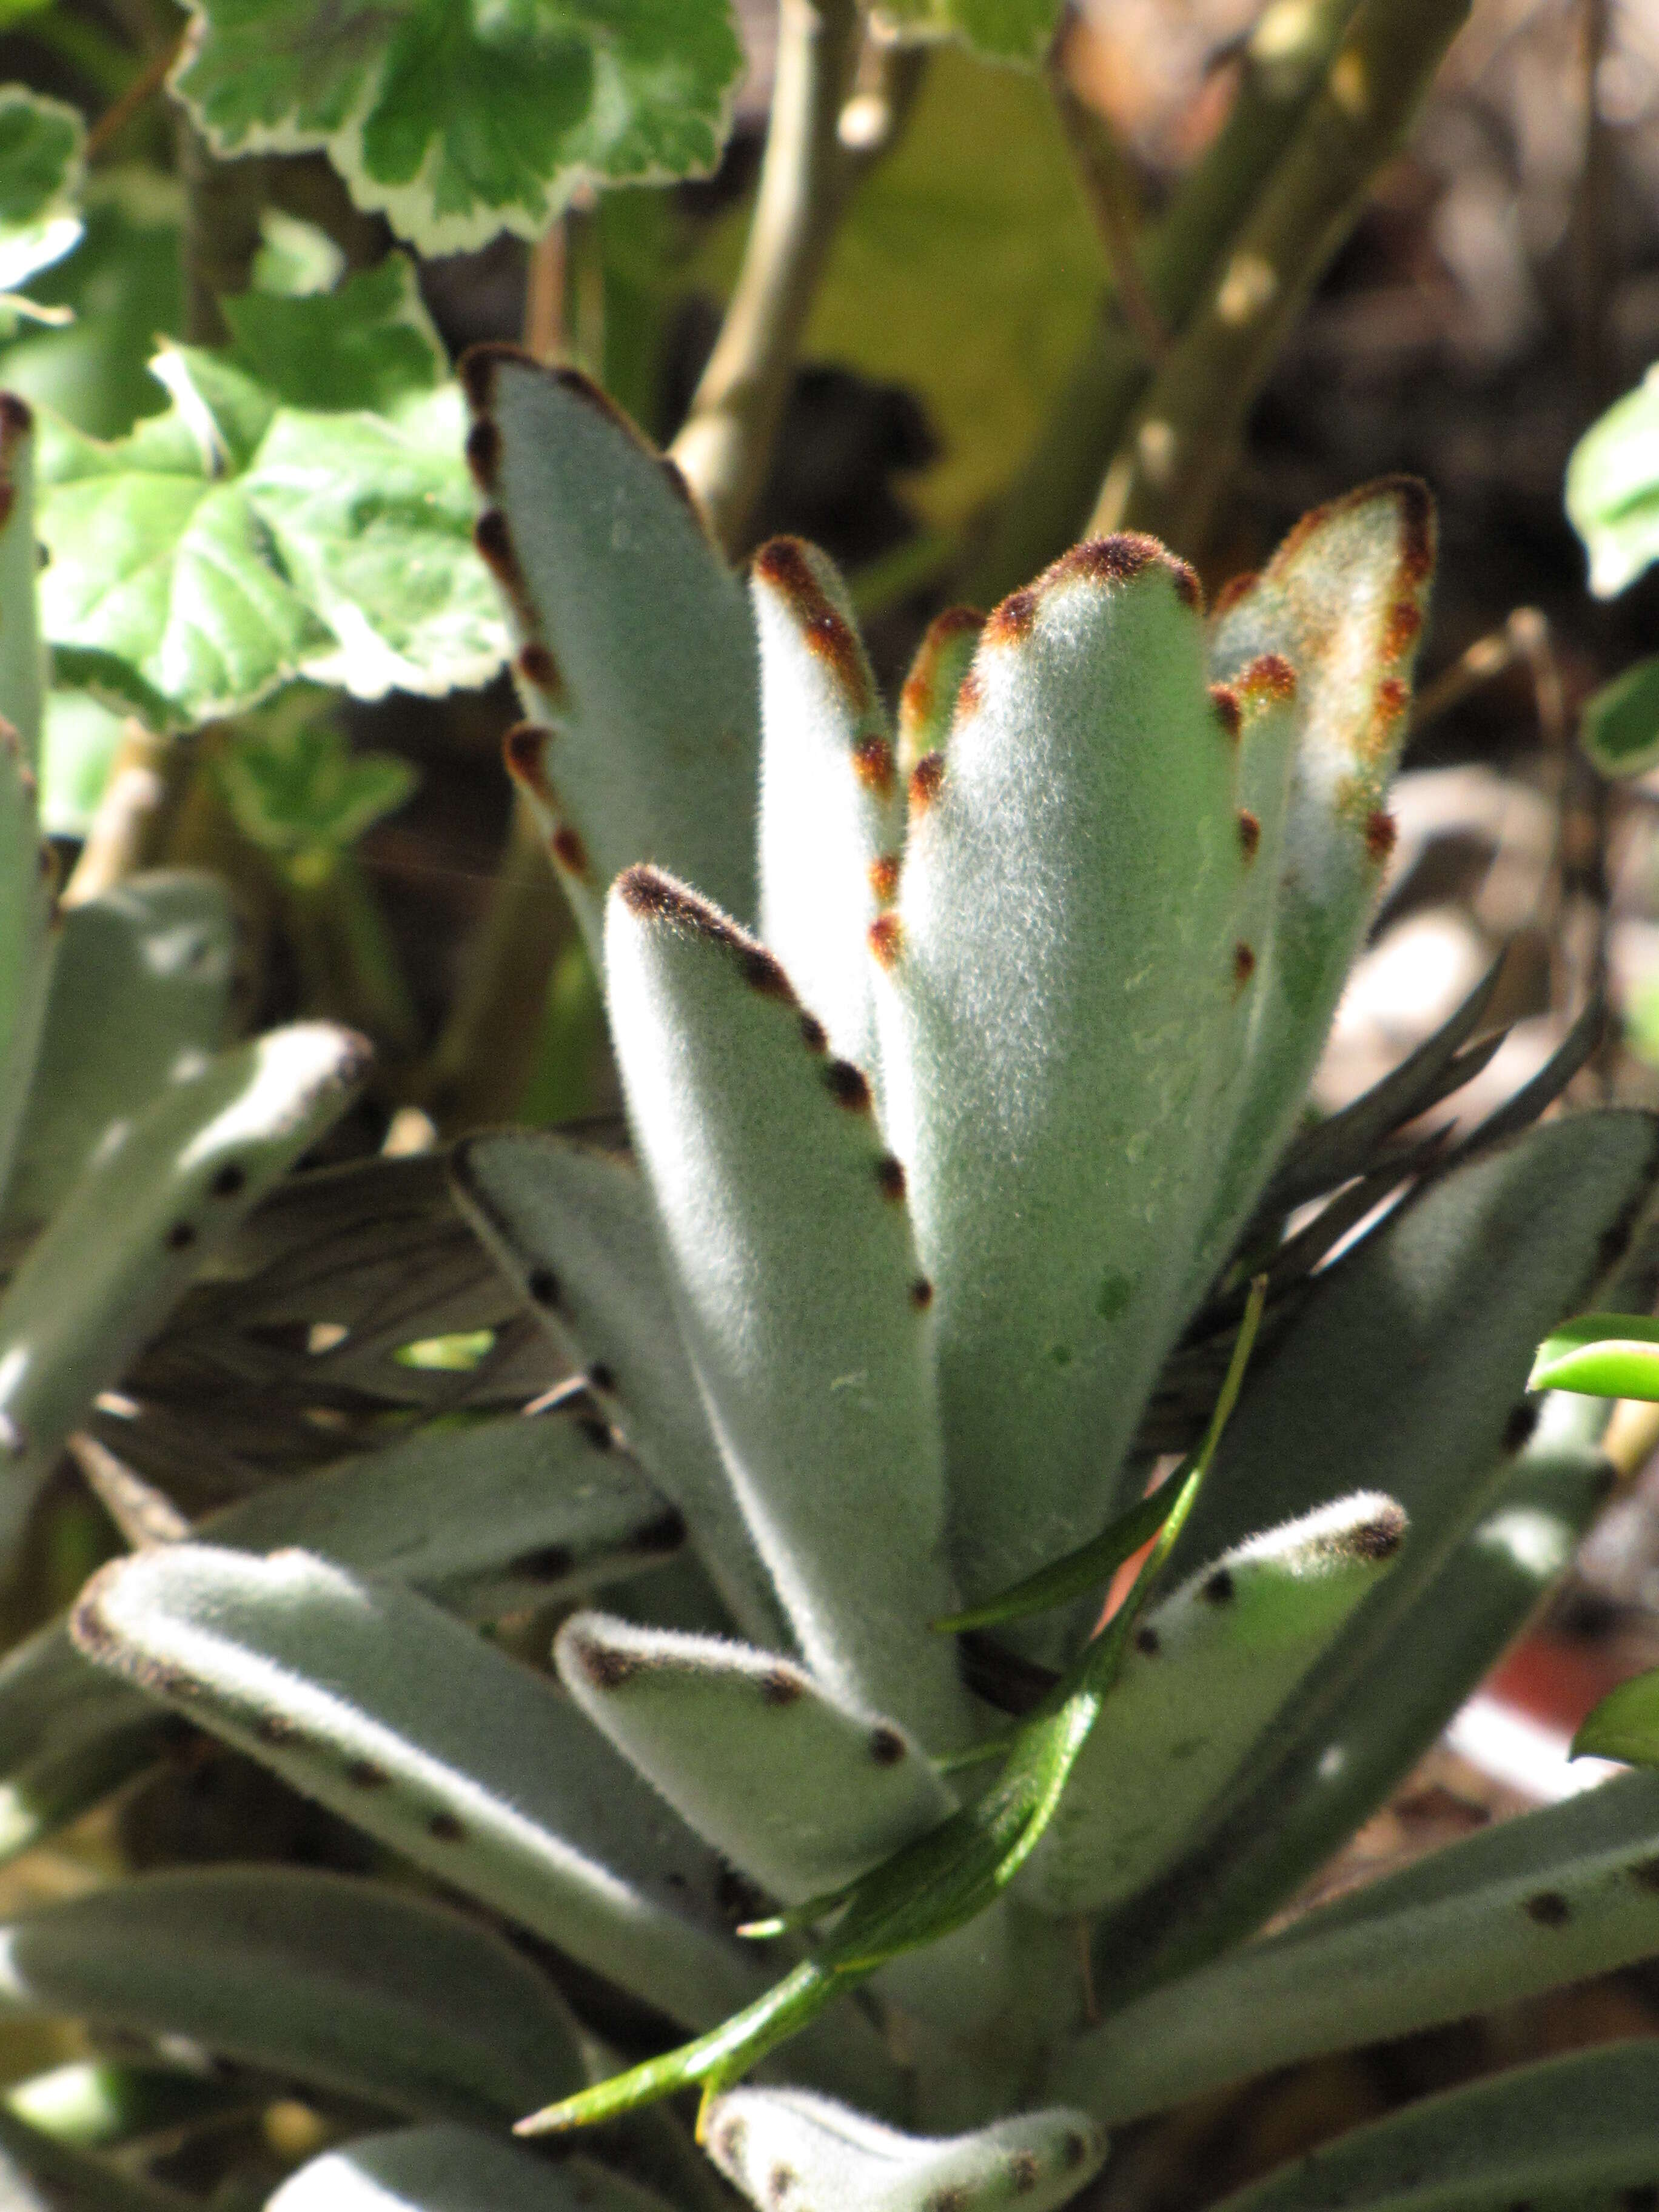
[
  {"x1": 70, "y1": 1543, "x2": 765, "y2": 2031},
  {"x1": 605, "y1": 866, "x2": 971, "y2": 1748},
  {"x1": 876, "y1": 536, "x2": 1242, "y2": 1607},
  {"x1": 0, "y1": 1022, "x2": 367, "y2": 1551},
  {"x1": 1016, "y1": 1491, "x2": 1406, "y2": 1917},
  {"x1": 173, "y1": 0, "x2": 743, "y2": 256},
  {"x1": 452, "y1": 1131, "x2": 787, "y2": 1648},
  {"x1": 1089, "y1": 1117, "x2": 1659, "y2": 1997},
  {"x1": 705, "y1": 2090, "x2": 1105, "y2": 2212},
  {"x1": 896, "y1": 606, "x2": 984, "y2": 776},
  {"x1": 2, "y1": 871, "x2": 234, "y2": 1235},
  {"x1": 464, "y1": 349, "x2": 760, "y2": 938},
  {"x1": 753, "y1": 537, "x2": 902, "y2": 1078},
  {"x1": 1203, "y1": 2040, "x2": 1659, "y2": 2212},
  {"x1": 0, "y1": 394, "x2": 44, "y2": 761},
  {"x1": 269, "y1": 2127, "x2": 682, "y2": 2212},
  {"x1": 1183, "y1": 477, "x2": 1435, "y2": 1301},
  {"x1": 0, "y1": 2105, "x2": 192, "y2": 2212},
  {"x1": 556, "y1": 1612, "x2": 953, "y2": 1903},
  {"x1": 1064, "y1": 1766, "x2": 1659, "y2": 2122},
  {"x1": 0, "y1": 1866, "x2": 585, "y2": 2123}
]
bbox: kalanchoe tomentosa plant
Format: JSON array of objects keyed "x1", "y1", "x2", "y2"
[{"x1": 21, "y1": 348, "x2": 1659, "y2": 2212}]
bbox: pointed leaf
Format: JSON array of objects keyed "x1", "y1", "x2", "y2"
[
  {"x1": 72, "y1": 1543, "x2": 764, "y2": 2031},
  {"x1": 1575, "y1": 1664, "x2": 1659, "y2": 1762},
  {"x1": 1204, "y1": 2042, "x2": 1659, "y2": 2212},
  {"x1": 174, "y1": 0, "x2": 743, "y2": 256},
  {"x1": 0, "y1": 391, "x2": 44, "y2": 760},
  {"x1": 1529, "y1": 1310, "x2": 1659, "y2": 1400},
  {"x1": 1017, "y1": 1492, "x2": 1406, "y2": 1917},
  {"x1": 4, "y1": 871, "x2": 235, "y2": 1236},
  {"x1": 270, "y1": 2127, "x2": 680, "y2": 2212},
  {"x1": 896, "y1": 607, "x2": 984, "y2": 776},
  {"x1": 0, "y1": 1023, "x2": 368, "y2": 1549},
  {"x1": 875, "y1": 537, "x2": 1243, "y2": 1605},
  {"x1": 464, "y1": 350, "x2": 760, "y2": 938},
  {"x1": 705, "y1": 2089, "x2": 1105, "y2": 2212},
  {"x1": 451, "y1": 1131, "x2": 787, "y2": 1648},
  {"x1": 1062, "y1": 1765, "x2": 1659, "y2": 2123},
  {"x1": 605, "y1": 868, "x2": 970, "y2": 1748},
  {"x1": 754, "y1": 537, "x2": 901, "y2": 1077},
  {"x1": 0, "y1": 1866, "x2": 583, "y2": 2124},
  {"x1": 556, "y1": 1612, "x2": 953, "y2": 1903},
  {"x1": 1187, "y1": 478, "x2": 1435, "y2": 1296}
]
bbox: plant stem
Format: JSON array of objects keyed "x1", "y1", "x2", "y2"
[
  {"x1": 1093, "y1": 0, "x2": 1472, "y2": 554},
  {"x1": 1046, "y1": 32, "x2": 1167, "y2": 369},
  {"x1": 965, "y1": 0, "x2": 1366, "y2": 602},
  {"x1": 60, "y1": 720, "x2": 177, "y2": 907},
  {"x1": 669, "y1": 1, "x2": 919, "y2": 557}
]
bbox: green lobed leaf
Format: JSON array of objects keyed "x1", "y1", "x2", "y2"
[
  {"x1": 174, "y1": 0, "x2": 743, "y2": 257},
  {"x1": 221, "y1": 253, "x2": 444, "y2": 415},
  {"x1": 269, "y1": 2126, "x2": 682, "y2": 2212},
  {"x1": 464, "y1": 349, "x2": 761, "y2": 941},
  {"x1": 218, "y1": 708, "x2": 416, "y2": 864},
  {"x1": 605, "y1": 866, "x2": 972, "y2": 1749},
  {"x1": 1530, "y1": 1309, "x2": 1659, "y2": 1400},
  {"x1": 0, "y1": 1022, "x2": 369, "y2": 1551},
  {"x1": 555, "y1": 1611, "x2": 953, "y2": 1903},
  {"x1": 1581, "y1": 654, "x2": 1659, "y2": 777},
  {"x1": 1566, "y1": 358, "x2": 1659, "y2": 597},
  {"x1": 705, "y1": 2089, "x2": 1104, "y2": 2212},
  {"x1": 0, "y1": 89, "x2": 84, "y2": 309},
  {"x1": 874, "y1": 0, "x2": 1062, "y2": 64},
  {"x1": 1016, "y1": 1491, "x2": 1406, "y2": 1918},
  {"x1": 1202, "y1": 2040, "x2": 1659, "y2": 2212},
  {"x1": 1061, "y1": 1767, "x2": 1659, "y2": 2123},
  {"x1": 70, "y1": 1543, "x2": 781, "y2": 2033},
  {"x1": 3, "y1": 871, "x2": 235, "y2": 1237},
  {"x1": 0, "y1": 1866, "x2": 585, "y2": 2125},
  {"x1": 451, "y1": 1130, "x2": 789, "y2": 1649},
  {"x1": 875, "y1": 537, "x2": 1242, "y2": 1615}
]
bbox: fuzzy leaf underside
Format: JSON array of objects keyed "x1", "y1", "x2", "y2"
[
  {"x1": 705, "y1": 2088, "x2": 1105, "y2": 2212},
  {"x1": 877, "y1": 539, "x2": 1241, "y2": 1609},
  {"x1": 605, "y1": 869, "x2": 971, "y2": 1748},
  {"x1": 70, "y1": 1543, "x2": 763, "y2": 2031},
  {"x1": 0, "y1": 1022, "x2": 367, "y2": 1552},
  {"x1": 468, "y1": 350, "x2": 761, "y2": 940},
  {"x1": 1205, "y1": 2040, "x2": 1659, "y2": 2212},
  {"x1": 0, "y1": 1866, "x2": 585, "y2": 2125},
  {"x1": 1088, "y1": 1114, "x2": 1659, "y2": 1996},
  {"x1": 451, "y1": 1131, "x2": 788, "y2": 1648},
  {"x1": 2, "y1": 871, "x2": 235, "y2": 1235},
  {"x1": 174, "y1": 0, "x2": 743, "y2": 256},
  {"x1": 556, "y1": 1611, "x2": 953, "y2": 1904},
  {"x1": 269, "y1": 2127, "x2": 680, "y2": 2211}
]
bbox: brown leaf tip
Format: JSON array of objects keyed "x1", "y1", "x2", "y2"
[
  {"x1": 910, "y1": 1276, "x2": 934, "y2": 1310},
  {"x1": 1238, "y1": 808, "x2": 1261, "y2": 860},
  {"x1": 1009, "y1": 2151, "x2": 1041, "y2": 2195},
  {"x1": 852, "y1": 733, "x2": 895, "y2": 796},
  {"x1": 868, "y1": 853, "x2": 900, "y2": 904},
  {"x1": 550, "y1": 824, "x2": 591, "y2": 880},
  {"x1": 659, "y1": 455, "x2": 696, "y2": 513},
  {"x1": 1390, "y1": 475, "x2": 1437, "y2": 589},
  {"x1": 1233, "y1": 941, "x2": 1256, "y2": 988},
  {"x1": 1045, "y1": 532, "x2": 1163, "y2": 595},
  {"x1": 502, "y1": 722, "x2": 554, "y2": 804},
  {"x1": 1364, "y1": 808, "x2": 1398, "y2": 863},
  {"x1": 458, "y1": 340, "x2": 535, "y2": 417},
  {"x1": 615, "y1": 866, "x2": 798, "y2": 1002},
  {"x1": 868, "y1": 912, "x2": 904, "y2": 969},
  {"x1": 899, "y1": 606, "x2": 985, "y2": 740},
  {"x1": 0, "y1": 393, "x2": 34, "y2": 445},
  {"x1": 909, "y1": 751, "x2": 945, "y2": 816},
  {"x1": 955, "y1": 668, "x2": 985, "y2": 720},
  {"x1": 473, "y1": 506, "x2": 512, "y2": 569},
  {"x1": 869, "y1": 1724, "x2": 908, "y2": 1766},
  {"x1": 1524, "y1": 1889, "x2": 1570, "y2": 1927},
  {"x1": 1212, "y1": 570, "x2": 1258, "y2": 617},
  {"x1": 517, "y1": 640, "x2": 564, "y2": 701},
  {"x1": 1210, "y1": 685, "x2": 1242, "y2": 740},
  {"x1": 1238, "y1": 652, "x2": 1296, "y2": 705},
  {"x1": 799, "y1": 1011, "x2": 828, "y2": 1053},
  {"x1": 1382, "y1": 600, "x2": 1423, "y2": 660},
  {"x1": 875, "y1": 1153, "x2": 907, "y2": 1202},
  {"x1": 464, "y1": 416, "x2": 500, "y2": 492},
  {"x1": 1349, "y1": 1501, "x2": 1408, "y2": 1561},
  {"x1": 428, "y1": 1811, "x2": 466, "y2": 1843},
  {"x1": 985, "y1": 586, "x2": 1039, "y2": 646},
  {"x1": 568, "y1": 1630, "x2": 643, "y2": 1692},
  {"x1": 754, "y1": 537, "x2": 870, "y2": 700},
  {"x1": 1202, "y1": 1566, "x2": 1235, "y2": 1606},
  {"x1": 760, "y1": 1665, "x2": 806, "y2": 1706},
  {"x1": 824, "y1": 1059, "x2": 872, "y2": 1113},
  {"x1": 1134, "y1": 1624, "x2": 1160, "y2": 1656}
]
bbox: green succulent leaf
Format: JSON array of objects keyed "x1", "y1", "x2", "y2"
[
  {"x1": 0, "y1": 1022, "x2": 368, "y2": 1547},
  {"x1": 451, "y1": 1131, "x2": 789, "y2": 1649},
  {"x1": 3, "y1": 871, "x2": 235, "y2": 1237},
  {"x1": 37, "y1": 316, "x2": 506, "y2": 730},
  {"x1": 173, "y1": 0, "x2": 743, "y2": 256},
  {"x1": 555, "y1": 1612, "x2": 953, "y2": 1903},
  {"x1": 0, "y1": 89, "x2": 84, "y2": 317},
  {"x1": 270, "y1": 2127, "x2": 682, "y2": 2212},
  {"x1": 1202, "y1": 2040, "x2": 1659, "y2": 2212},
  {"x1": 1529, "y1": 1310, "x2": 1659, "y2": 1399},
  {"x1": 466, "y1": 349, "x2": 761, "y2": 939},
  {"x1": 705, "y1": 2089, "x2": 1105, "y2": 2212},
  {"x1": 0, "y1": 2104, "x2": 192, "y2": 2212},
  {"x1": 1062, "y1": 1766, "x2": 1659, "y2": 2123},
  {"x1": 605, "y1": 865, "x2": 971, "y2": 1748},
  {"x1": 1580, "y1": 654, "x2": 1659, "y2": 777},
  {"x1": 0, "y1": 661, "x2": 56, "y2": 1219},
  {"x1": 70, "y1": 1543, "x2": 776, "y2": 2032},
  {"x1": 1574, "y1": 1664, "x2": 1659, "y2": 1763},
  {"x1": 0, "y1": 392, "x2": 44, "y2": 762},
  {"x1": 1566, "y1": 358, "x2": 1659, "y2": 597},
  {"x1": 0, "y1": 1867, "x2": 585, "y2": 2125}
]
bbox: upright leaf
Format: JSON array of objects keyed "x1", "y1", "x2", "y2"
[{"x1": 0, "y1": 390, "x2": 44, "y2": 759}]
